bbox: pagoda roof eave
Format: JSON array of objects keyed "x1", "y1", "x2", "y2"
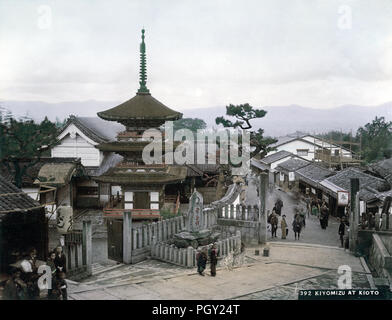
[
  {"x1": 93, "y1": 166, "x2": 188, "y2": 185},
  {"x1": 97, "y1": 93, "x2": 182, "y2": 122},
  {"x1": 96, "y1": 141, "x2": 182, "y2": 152}
]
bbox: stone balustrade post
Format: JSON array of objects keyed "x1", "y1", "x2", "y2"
[{"x1": 187, "y1": 246, "x2": 194, "y2": 268}]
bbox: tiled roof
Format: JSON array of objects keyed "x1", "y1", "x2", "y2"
[
  {"x1": 34, "y1": 163, "x2": 77, "y2": 186},
  {"x1": 0, "y1": 175, "x2": 41, "y2": 213},
  {"x1": 97, "y1": 93, "x2": 182, "y2": 122},
  {"x1": 60, "y1": 116, "x2": 125, "y2": 143},
  {"x1": 0, "y1": 157, "x2": 81, "y2": 187},
  {"x1": 295, "y1": 163, "x2": 334, "y2": 186},
  {"x1": 325, "y1": 167, "x2": 390, "y2": 193},
  {"x1": 368, "y1": 158, "x2": 392, "y2": 187},
  {"x1": 261, "y1": 151, "x2": 293, "y2": 164},
  {"x1": 276, "y1": 158, "x2": 310, "y2": 173},
  {"x1": 250, "y1": 159, "x2": 270, "y2": 171}
]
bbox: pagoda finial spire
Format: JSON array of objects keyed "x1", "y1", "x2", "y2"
[{"x1": 138, "y1": 28, "x2": 150, "y2": 94}]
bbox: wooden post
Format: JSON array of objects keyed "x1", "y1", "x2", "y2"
[
  {"x1": 82, "y1": 220, "x2": 92, "y2": 274},
  {"x1": 123, "y1": 211, "x2": 132, "y2": 264}
]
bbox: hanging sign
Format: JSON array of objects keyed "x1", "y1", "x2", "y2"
[
  {"x1": 289, "y1": 172, "x2": 295, "y2": 182},
  {"x1": 337, "y1": 191, "x2": 349, "y2": 206},
  {"x1": 280, "y1": 173, "x2": 284, "y2": 182}
]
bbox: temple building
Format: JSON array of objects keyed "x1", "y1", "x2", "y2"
[{"x1": 94, "y1": 29, "x2": 187, "y2": 216}]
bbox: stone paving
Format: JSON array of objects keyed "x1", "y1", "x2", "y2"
[
  {"x1": 266, "y1": 187, "x2": 342, "y2": 247},
  {"x1": 66, "y1": 186, "x2": 374, "y2": 300},
  {"x1": 68, "y1": 242, "x2": 371, "y2": 300}
]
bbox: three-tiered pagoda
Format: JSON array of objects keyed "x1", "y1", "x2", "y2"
[{"x1": 95, "y1": 29, "x2": 187, "y2": 213}]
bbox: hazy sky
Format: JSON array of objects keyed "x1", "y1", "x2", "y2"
[{"x1": 1, "y1": 0, "x2": 392, "y2": 110}]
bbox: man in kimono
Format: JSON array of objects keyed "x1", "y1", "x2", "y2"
[{"x1": 209, "y1": 244, "x2": 219, "y2": 277}]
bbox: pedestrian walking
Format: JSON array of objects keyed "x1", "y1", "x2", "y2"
[
  {"x1": 209, "y1": 244, "x2": 219, "y2": 277},
  {"x1": 305, "y1": 195, "x2": 311, "y2": 218},
  {"x1": 196, "y1": 248, "x2": 207, "y2": 276},
  {"x1": 320, "y1": 204, "x2": 329, "y2": 229},
  {"x1": 281, "y1": 215, "x2": 288, "y2": 239},
  {"x1": 292, "y1": 215, "x2": 302, "y2": 240},
  {"x1": 322, "y1": 201, "x2": 330, "y2": 227},
  {"x1": 270, "y1": 211, "x2": 279, "y2": 238},
  {"x1": 338, "y1": 219, "x2": 345, "y2": 247}
]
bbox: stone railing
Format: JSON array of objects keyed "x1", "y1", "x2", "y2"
[
  {"x1": 130, "y1": 210, "x2": 218, "y2": 263},
  {"x1": 218, "y1": 204, "x2": 260, "y2": 222},
  {"x1": 208, "y1": 183, "x2": 242, "y2": 209},
  {"x1": 131, "y1": 216, "x2": 185, "y2": 251},
  {"x1": 150, "y1": 231, "x2": 241, "y2": 268}
]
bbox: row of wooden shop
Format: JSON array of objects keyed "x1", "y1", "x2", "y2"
[{"x1": 252, "y1": 152, "x2": 392, "y2": 218}]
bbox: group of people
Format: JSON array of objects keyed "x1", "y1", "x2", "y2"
[
  {"x1": 304, "y1": 195, "x2": 330, "y2": 230},
  {"x1": 268, "y1": 199, "x2": 306, "y2": 240},
  {"x1": 196, "y1": 244, "x2": 219, "y2": 277},
  {"x1": 3, "y1": 246, "x2": 68, "y2": 300}
]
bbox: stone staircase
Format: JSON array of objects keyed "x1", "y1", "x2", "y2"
[{"x1": 91, "y1": 261, "x2": 124, "y2": 276}]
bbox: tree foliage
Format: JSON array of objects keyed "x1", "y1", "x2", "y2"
[
  {"x1": 317, "y1": 116, "x2": 392, "y2": 164},
  {"x1": 0, "y1": 110, "x2": 60, "y2": 187},
  {"x1": 173, "y1": 117, "x2": 207, "y2": 133},
  {"x1": 357, "y1": 116, "x2": 392, "y2": 163},
  {"x1": 215, "y1": 103, "x2": 277, "y2": 158}
]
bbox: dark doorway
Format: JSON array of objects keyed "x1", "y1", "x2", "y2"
[
  {"x1": 134, "y1": 192, "x2": 150, "y2": 209},
  {"x1": 107, "y1": 219, "x2": 123, "y2": 262}
]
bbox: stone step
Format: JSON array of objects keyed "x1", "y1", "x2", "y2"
[{"x1": 91, "y1": 260, "x2": 123, "y2": 274}]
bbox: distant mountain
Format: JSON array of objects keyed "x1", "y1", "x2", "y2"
[
  {"x1": 183, "y1": 102, "x2": 392, "y2": 136},
  {"x1": 1, "y1": 100, "x2": 391, "y2": 137}
]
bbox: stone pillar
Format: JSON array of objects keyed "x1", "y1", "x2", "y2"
[
  {"x1": 142, "y1": 225, "x2": 148, "y2": 247},
  {"x1": 236, "y1": 230, "x2": 241, "y2": 252},
  {"x1": 230, "y1": 204, "x2": 234, "y2": 219},
  {"x1": 147, "y1": 224, "x2": 152, "y2": 245},
  {"x1": 258, "y1": 173, "x2": 268, "y2": 244},
  {"x1": 381, "y1": 214, "x2": 387, "y2": 231},
  {"x1": 82, "y1": 220, "x2": 92, "y2": 274},
  {"x1": 162, "y1": 220, "x2": 167, "y2": 240},
  {"x1": 169, "y1": 245, "x2": 174, "y2": 262},
  {"x1": 138, "y1": 228, "x2": 143, "y2": 248},
  {"x1": 187, "y1": 246, "x2": 194, "y2": 268},
  {"x1": 132, "y1": 229, "x2": 137, "y2": 250},
  {"x1": 123, "y1": 211, "x2": 133, "y2": 264},
  {"x1": 375, "y1": 212, "x2": 381, "y2": 231},
  {"x1": 160, "y1": 243, "x2": 165, "y2": 259}
]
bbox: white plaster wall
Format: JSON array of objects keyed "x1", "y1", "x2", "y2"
[
  {"x1": 111, "y1": 185, "x2": 122, "y2": 196},
  {"x1": 267, "y1": 140, "x2": 316, "y2": 161},
  {"x1": 51, "y1": 124, "x2": 102, "y2": 166},
  {"x1": 22, "y1": 188, "x2": 39, "y2": 201}
]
